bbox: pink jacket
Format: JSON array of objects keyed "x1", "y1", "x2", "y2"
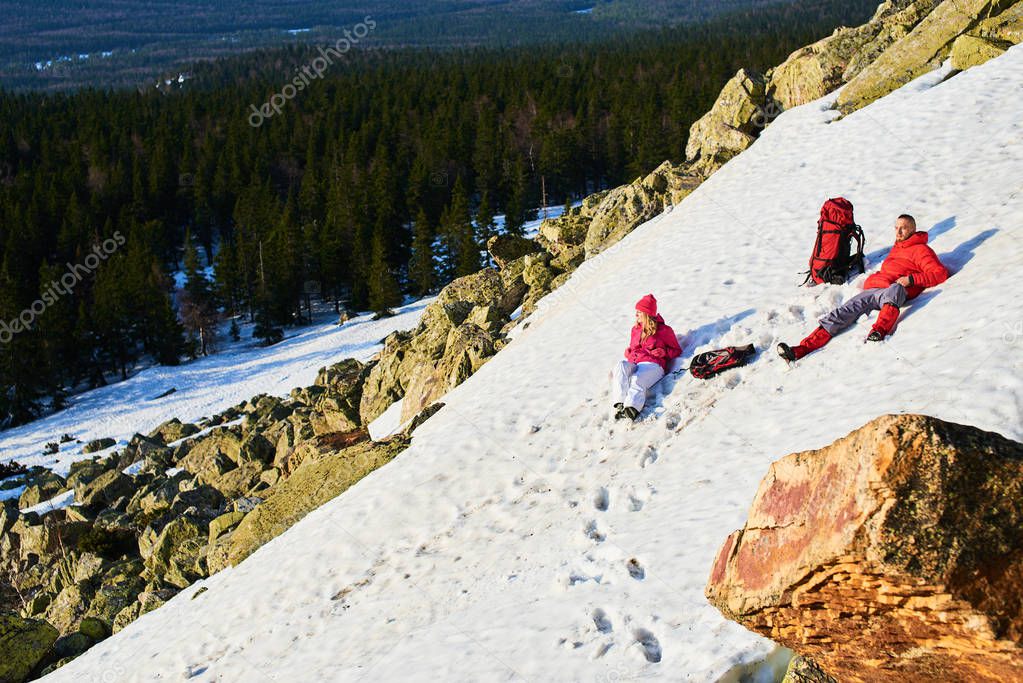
[{"x1": 625, "y1": 315, "x2": 683, "y2": 371}]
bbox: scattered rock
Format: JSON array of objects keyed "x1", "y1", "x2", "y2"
[
  {"x1": 82, "y1": 438, "x2": 116, "y2": 454},
  {"x1": 18, "y1": 472, "x2": 66, "y2": 509},
  {"x1": 406, "y1": 403, "x2": 444, "y2": 436},
  {"x1": 706, "y1": 414, "x2": 1023, "y2": 682},
  {"x1": 147, "y1": 418, "x2": 200, "y2": 445},
  {"x1": 783, "y1": 655, "x2": 837, "y2": 683}
]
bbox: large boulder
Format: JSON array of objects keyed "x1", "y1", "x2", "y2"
[
  {"x1": 706, "y1": 414, "x2": 1023, "y2": 682},
  {"x1": 971, "y1": 1, "x2": 1023, "y2": 42},
  {"x1": 147, "y1": 418, "x2": 200, "y2": 445},
  {"x1": 400, "y1": 323, "x2": 498, "y2": 423},
  {"x1": 358, "y1": 330, "x2": 413, "y2": 424},
  {"x1": 140, "y1": 516, "x2": 208, "y2": 588},
  {"x1": 43, "y1": 581, "x2": 94, "y2": 634},
  {"x1": 179, "y1": 428, "x2": 243, "y2": 473},
  {"x1": 836, "y1": 0, "x2": 1014, "y2": 113},
  {"x1": 18, "y1": 472, "x2": 66, "y2": 509},
  {"x1": 486, "y1": 233, "x2": 540, "y2": 269},
  {"x1": 65, "y1": 459, "x2": 108, "y2": 490},
  {"x1": 0, "y1": 613, "x2": 59, "y2": 682},
  {"x1": 207, "y1": 438, "x2": 406, "y2": 572},
  {"x1": 82, "y1": 437, "x2": 115, "y2": 454},
  {"x1": 684, "y1": 70, "x2": 767, "y2": 174},
  {"x1": 307, "y1": 360, "x2": 368, "y2": 437},
  {"x1": 75, "y1": 470, "x2": 132, "y2": 509},
  {"x1": 949, "y1": 32, "x2": 1010, "y2": 69}
]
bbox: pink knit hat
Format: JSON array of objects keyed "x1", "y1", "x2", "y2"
[{"x1": 635, "y1": 294, "x2": 657, "y2": 316}]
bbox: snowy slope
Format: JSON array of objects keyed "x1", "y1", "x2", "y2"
[
  {"x1": 0, "y1": 300, "x2": 431, "y2": 475},
  {"x1": 50, "y1": 48, "x2": 1023, "y2": 682}
]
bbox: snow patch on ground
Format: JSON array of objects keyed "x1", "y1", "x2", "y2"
[
  {"x1": 368, "y1": 399, "x2": 408, "y2": 440},
  {"x1": 0, "y1": 299, "x2": 432, "y2": 474}
]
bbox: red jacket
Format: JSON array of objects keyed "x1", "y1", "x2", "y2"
[
  {"x1": 625, "y1": 315, "x2": 683, "y2": 371},
  {"x1": 863, "y1": 231, "x2": 948, "y2": 299}
]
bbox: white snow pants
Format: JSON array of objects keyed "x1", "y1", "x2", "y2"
[{"x1": 610, "y1": 360, "x2": 665, "y2": 411}]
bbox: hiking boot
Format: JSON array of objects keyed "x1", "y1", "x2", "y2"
[
  {"x1": 865, "y1": 329, "x2": 884, "y2": 342},
  {"x1": 870, "y1": 304, "x2": 900, "y2": 339},
  {"x1": 613, "y1": 402, "x2": 624, "y2": 411},
  {"x1": 778, "y1": 327, "x2": 831, "y2": 363},
  {"x1": 623, "y1": 406, "x2": 640, "y2": 421},
  {"x1": 614, "y1": 407, "x2": 628, "y2": 420},
  {"x1": 776, "y1": 343, "x2": 797, "y2": 363}
]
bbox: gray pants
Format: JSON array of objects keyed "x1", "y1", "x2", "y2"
[{"x1": 819, "y1": 283, "x2": 907, "y2": 336}]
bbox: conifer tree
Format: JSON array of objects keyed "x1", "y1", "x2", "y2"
[
  {"x1": 368, "y1": 232, "x2": 402, "y2": 314},
  {"x1": 409, "y1": 208, "x2": 436, "y2": 296},
  {"x1": 180, "y1": 229, "x2": 219, "y2": 357}
]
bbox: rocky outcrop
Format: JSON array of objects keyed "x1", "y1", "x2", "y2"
[
  {"x1": 358, "y1": 267, "x2": 528, "y2": 424},
  {"x1": 685, "y1": 70, "x2": 769, "y2": 175},
  {"x1": 207, "y1": 438, "x2": 406, "y2": 572},
  {"x1": 582, "y1": 161, "x2": 700, "y2": 257},
  {"x1": 706, "y1": 414, "x2": 1023, "y2": 682},
  {"x1": 768, "y1": 0, "x2": 940, "y2": 110},
  {"x1": 0, "y1": 358, "x2": 423, "y2": 680},
  {"x1": 836, "y1": 0, "x2": 1016, "y2": 112}
]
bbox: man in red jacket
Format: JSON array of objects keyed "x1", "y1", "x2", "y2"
[{"x1": 778, "y1": 214, "x2": 949, "y2": 362}]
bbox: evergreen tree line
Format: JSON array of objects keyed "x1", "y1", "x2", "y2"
[{"x1": 0, "y1": 0, "x2": 878, "y2": 427}]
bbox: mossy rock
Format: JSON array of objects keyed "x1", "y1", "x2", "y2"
[
  {"x1": 82, "y1": 437, "x2": 116, "y2": 454},
  {"x1": 949, "y1": 33, "x2": 1008, "y2": 70},
  {"x1": 75, "y1": 469, "x2": 133, "y2": 509},
  {"x1": 207, "y1": 439, "x2": 407, "y2": 572},
  {"x1": 836, "y1": 0, "x2": 1013, "y2": 113}
]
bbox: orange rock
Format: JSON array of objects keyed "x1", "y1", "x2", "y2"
[{"x1": 706, "y1": 414, "x2": 1023, "y2": 682}]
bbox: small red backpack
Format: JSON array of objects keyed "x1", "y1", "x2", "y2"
[{"x1": 803, "y1": 197, "x2": 865, "y2": 285}]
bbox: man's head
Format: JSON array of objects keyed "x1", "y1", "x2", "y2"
[{"x1": 895, "y1": 214, "x2": 916, "y2": 242}]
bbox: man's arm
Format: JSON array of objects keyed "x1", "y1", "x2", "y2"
[{"x1": 911, "y1": 245, "x2": 950, "y2": 288}]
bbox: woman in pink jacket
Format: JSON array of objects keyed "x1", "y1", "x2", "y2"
[{"x1": 611, "y1": 294, "x2": 683, "y2": 420}]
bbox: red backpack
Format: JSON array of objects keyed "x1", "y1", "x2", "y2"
[
  {"x1": 803, "y1": 197, "x2": 865, "y2": 285},
  {"x1": 689, "y1": 344, "x2": 756, "y2": 379}
]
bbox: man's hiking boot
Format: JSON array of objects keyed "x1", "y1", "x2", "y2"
[
  {"x1": 865, "y1": 329, "x2": 885, "y2": 342},
  {"x1": 777, "y1": 326, "x2": 832, "y2": 363},
  {"x1": 622, "y1": 406, "x2": 639, "y2": 421},
  {"x1": 613, "y1": 402, "x2": 624, "y2": 411},
  {"x1": 870, "y1": 304, "x2": 900, "y2": 339}
]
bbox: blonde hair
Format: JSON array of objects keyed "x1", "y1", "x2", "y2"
[{"x1": 638, "y1": 311, "x2": 658, "y2": 339}]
